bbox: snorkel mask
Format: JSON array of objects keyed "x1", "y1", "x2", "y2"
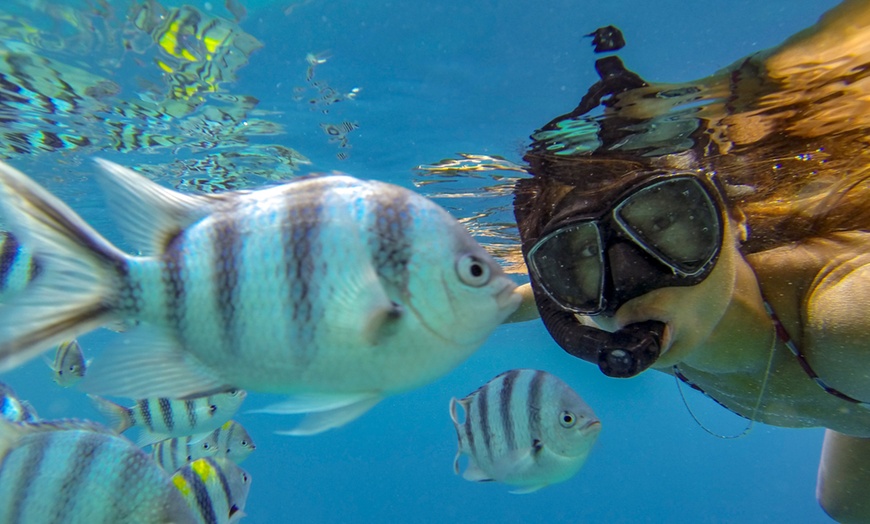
[{"x1": 518, "y1": 170, "x2": 726, "y2": 377}]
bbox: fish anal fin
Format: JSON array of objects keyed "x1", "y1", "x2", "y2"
[
  {"x1": 462, "y1": 461, "x2": 493, "y2": 483},
  {"x1": 254, "y1": 393, "x2": 382, "y2": 436}
]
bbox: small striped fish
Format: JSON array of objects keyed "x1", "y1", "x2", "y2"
[
  {"x1": 0, "y1": 381, "x2": 38, "y2": 423},
  {"x1": 152, "y1": 432, "x2": 220, "y2": 473},
  {"x1": 212, "y1": 420, "x2": 255, "y2": 464},
  {"x1": 171, "y1": 457, "x2": 251, "y2": 524},
  {"x1": 0, "y1": 418, "x2": 200, "y2": 523},
  {"x1": 0, "y1": 231, "x2": 39, "y2": 303},
  {"x1": 49, "y1": 339, "x2": 88, "y2": 387},
  {"x1": 449, "y1": 369, "x2": 601, "y2": 494},
  {"x1": 152, "y1": 420, "x2": 255, "y2": 473},
  {"x1": 0, "y1": 159, "x2": 520, "y2": 435},
  {"x1": 90, "y1": 390, "x2": 246, "y2": 447}
]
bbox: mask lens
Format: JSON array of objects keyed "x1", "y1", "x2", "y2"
[
  {"x1": 529, "y1": 222, "x2": 604, "y2": 312},
  {"x1": 614, "y1": 178, "x2": 720, "y2": 274}
]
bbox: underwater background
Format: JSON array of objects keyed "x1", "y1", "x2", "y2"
[{"x1": 0, "y1": 0, "x2": 844, "y2": 522}]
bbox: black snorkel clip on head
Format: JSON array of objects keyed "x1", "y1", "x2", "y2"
[{"x1": 536, "y1": 295, "x2": 666, "y2": 378}]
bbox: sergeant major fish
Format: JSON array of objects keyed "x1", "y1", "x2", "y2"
[
  {"x1": 449, "y1": 369, "x2": 601, "y2": 493},
  {"x1": 0, "y1": 417, "x2": 200, "y2": 523},
  {"x1": 0, "y1": 159, "x2": 520, "y2": 435},
  {"x1": 152, "y1": 432, "x2": 220, "y2": 473},
  {"x1": 211, "y1": 420, "x2": 255, "y2": 464},
  {"x1": 49, "y1": 339, "x2": 88, "y2": 387},
  {"x1": 90, "y1": 389, "x2": 246, "y2": 447},
  {"x1": 172, "y1": 457, "x2": 252, "y2": 524},
  {"x1": 152, "y1": 419, "x2": 255, "y2": 473}
]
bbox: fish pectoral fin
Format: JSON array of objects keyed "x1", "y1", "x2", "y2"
[
  {"x1": 253, "y1": 392, "x2": 382, "y2": 436},
  {"x1": 323, "y1": 263, "x2": 400, "y2": 346},
  {"x1": 491, "y1": 447, "x2": 538, "y2": 479},
  {"x1": 94, "y1": 159, "x2": 219, "y2": 256},
  {"x1": 79, "y1": 326, "x2": 232, "y2": 399}
]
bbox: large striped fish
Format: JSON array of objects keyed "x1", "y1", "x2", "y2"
[
  {"x1": 0, "y1": 418, "x2": 199, "y2": 523},
  {"x1": 449, "y1": 369, "x2": 601, "y2": 493},
  {"x1": 0, "y1": 159, "x2": 520, "y2": 435}
]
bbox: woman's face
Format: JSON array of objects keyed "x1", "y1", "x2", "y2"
[{"x1": 579, "y1": 214, "x2": 744, "y2": 368}]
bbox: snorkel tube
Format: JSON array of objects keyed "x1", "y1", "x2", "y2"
[{"x1": 535, "y1": 288, "x2": 665, "y2": 378}]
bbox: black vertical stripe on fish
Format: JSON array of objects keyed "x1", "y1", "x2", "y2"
[
  {"x1": 26, "y1": 255, "x2": 41, "y2": 283},
  {"x1": 180, "y1": 463, "x2": 219, "y2": 524},
  {"x1": 5, "y1": 431, "x2": 49, "y2": 523},
  {"x1": 159, "y1": 398, "x2": 174, "y2": 432},
  {"x1": 499, "y1": 370, "x2": 520, "y2": 451},
  {"x1": 527, "y1": 370, "x2": 545, "y2": 441},
  {"x1": 462, "y1": 406, "x2": 477, "y2": 461},
  {"x1": 211, "y1": 458, "x2": 235, "y2": 514},
  {"x1": 138, "y1": 399, "x2": 154, "y2": 432},
  {"x1": 211, "y1": 211, "x2": 241, "y2": 356},
  {"x1": 477, "y1": 383, "x2": 493, "y2": 460},
  {"x1": 162, "y1": 235, "x2": 187, "y2": 338},
  {"x1": 282, "y1": 198, "x2": 323, "y2": 362},
  {"x1": 0, "y1": 232, "x2": 21, "y2": 291},
  {"x1": 186, "y1": 399, "x2": 197, "y2": 429},
  {"x1": 48, "y1": 432, "x2": 104, "y2": 524},
  {"x1": 369, "y1": 190, "x2": 412, "y2": 293}
]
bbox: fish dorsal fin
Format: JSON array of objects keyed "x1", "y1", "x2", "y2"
[
  {"x1": 94, "y1": 159, "x2": 224, "y2": 255},
  {"x1": 250, "y1": 392, "x2": 382, "y2": 436},
  {"x1": 79, "y1": 326, "x2": 232, "y2": 400}
]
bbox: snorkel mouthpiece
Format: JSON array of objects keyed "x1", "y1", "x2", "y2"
[
  {"x1": 537, "y1": 297, "x2": 666, "y2": 378},
  {"x1": 596, "y1": 320, "x2": 665, "y2": 377}
]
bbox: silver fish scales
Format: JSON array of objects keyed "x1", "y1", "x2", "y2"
[
  {"x1": 0, "y1": 418, "x2": 199, "y2": 523},
  {"x1": 0, "y1": 160, "x2": 520, "y2": 434}
]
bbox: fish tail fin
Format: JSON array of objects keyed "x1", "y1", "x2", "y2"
[
  {"x1": 0, "y1": 417, "x2": 23, "y2": 460},
  {"x1": 88, "y1": 394, "x2": 135, "y2": 434},
  {"x1": 0, "y1": 161, "x2": 127, "y2": 373}
]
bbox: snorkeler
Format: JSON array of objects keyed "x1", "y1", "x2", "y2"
[{"x1": 509, "y1": 1, "x2": 870, "y2": 522}]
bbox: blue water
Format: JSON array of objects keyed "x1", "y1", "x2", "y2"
[{"x1": 0, "y1": 0, "x2": 844, "y2": 522}]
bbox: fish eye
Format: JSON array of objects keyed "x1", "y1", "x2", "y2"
[
  {"x1": 559, "y1": 411, "x2": 577, "y2": 428},
  {"x1": 456, "y1": 254, "x2": 491, "y2": 287},
  {"x1": 210, "y1": 404, "x2": 218, "y2": 413}
]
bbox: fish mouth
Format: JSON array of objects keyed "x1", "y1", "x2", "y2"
[{"x1": 495, "y1": 278, "x2": 522, "y2": 315}]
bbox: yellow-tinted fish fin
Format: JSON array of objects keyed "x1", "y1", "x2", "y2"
[
  {"x1": 251, "y1": 392, "x2": 382, "y2": 436},
  {"x1": 94, "y1": 159, "x2": 222, "y2": 256},
  {"x1": 79, "y1": 326, "x2": 232, "y2": 399},
  {"x1": 88, "y1": 394, "x2": 135, "y2": 434}
]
